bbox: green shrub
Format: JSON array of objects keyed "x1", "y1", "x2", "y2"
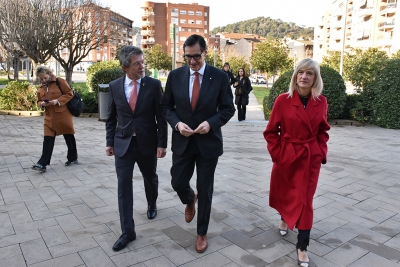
[
  {"x1": 72, "y1": 82, "x2": 98, "y2": 113},
  {"x1": 86, "y1": 60, "x2": 120, "y2": 91},
  {"x1": 265, "y1": 66, "x2": 347, "y2": 120},
  {"x1": 341, "y1": 93, "x2": 362, "y2": 120},
  {"x1": 90, "y1": 68, "x2": 125, "y2": 100},
  {"x1": 265, "y1": 70, "x2": 293, "y2": 119},
  {"x1": 369, "y1": 58, "x2": 400, "y2": 129},
  {"x1": 320, "y1": 66, "x2": 347, "y2": 119},
  {"x1": 0, "y1": 81, "x2": 40, "y2": 111}
]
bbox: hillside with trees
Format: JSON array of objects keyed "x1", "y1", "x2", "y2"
[{"x1": 211, "y1": 17, "x2": 314, "y2": 40}]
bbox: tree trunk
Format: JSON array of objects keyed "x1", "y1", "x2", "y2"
[
  {"x1": 64, "y1": 68, "x2": 73, "y2": 85},
  {"x1": 13, "y1": 58, "x2": 19, "y2": 80},
  {"x1": 31, "y1": 61, "x2": 40, "y2": 85}
]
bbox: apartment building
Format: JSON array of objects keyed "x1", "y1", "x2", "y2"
[
  {"x1": 314, "y1": 0, "x2": 400, "y2": 63},
  {"x1": 140, "y1": 1, "x2": 210, "y2": 66}
]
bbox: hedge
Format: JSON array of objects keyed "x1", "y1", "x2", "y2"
[
  {"x1": 0, "y1": 81, "x2": 40, "y2": 111},
  {"x1": 90, "y1": 68, "x2": 125, "y2": 100}
]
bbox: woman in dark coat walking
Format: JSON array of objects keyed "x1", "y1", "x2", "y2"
[{"x1": 233, "y1": 68, "x2": 252, "y2": 121}]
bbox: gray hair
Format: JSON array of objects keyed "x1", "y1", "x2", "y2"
[
  {"x1": 119, "y1": 46, "x2": 144, "y2": 68},
  {"x1": 288, "y1": 58, "x2": 323, "y2": 98},
  {"x1": 35, "y1": 65, "x2": 53, "y2": 77}
]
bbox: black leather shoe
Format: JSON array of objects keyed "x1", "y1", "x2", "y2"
[
  {"x1": 147, "y1": 208, "x2": 157, "y2": 220},
  {"x1": 112, "y1": 232, "x2": 136, "y2": 251}
]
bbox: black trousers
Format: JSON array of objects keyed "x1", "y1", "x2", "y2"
[
  {"x1": 237, "y1": 97, "x2": 246, "y2": 121},
  {"x1": 281, "y1": 216, "x2": 310, "y2": 251},
  {"x1": 37, "y1": 134, "x2": 77, "y2": 166},
  {"x1": 171, "y1": 136, "x2": 218, "y2": 236},
  {"x1": 115, "y1": 137, "x2": 158, "y2": 234}
]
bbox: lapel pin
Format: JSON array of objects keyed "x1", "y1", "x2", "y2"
[{"x1": 210, "y1": 77, "x2": 212, "y2": 80}]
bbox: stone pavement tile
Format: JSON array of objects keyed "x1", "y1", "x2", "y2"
[
  {"x1": 128, "y1": 230, "x2": 171, "y2": 251},
  {"x1": 323, "y1": 192, "x2": 360, "y2": 205},
  {"x1": 31, "y1": 207, "x2": 72, "y2": 221},
  {"x1": 135, "y1": 218, "x2": 176, "y2": 234},
  {"x1": 0, "y1": 212, "x2": 14, "y2": 237},
  {"x1": 92, "y1": 185, "x2": 116, "y2": 200},
  {"x1": 335, "y1": 211, "x2": 379, "y2": 229},
  {"x1": 219, "y1": 244, "x2": 267, "y2": 267},
  {"x1": 350, "y1": 236, "x2": 400, "y2": 261},
  {"x1": 326, "y1": 201, "x2": 369, "y2": 217},
  {"x1": 0, "y1": 202, "x2": 29, "y2": 213},
  {"x1": 20, "y1": 238, "x2": 52, "y2": 265},
  {"x1": 353, "y1": 198, "x2": 387, "y2": 213},
  {"x1": 362, "y1": 208, "x2": 396, "y2": 224},
  {"x1": 324, "y1": 243, "x2": 368, "y2": 267},
  {"x1": 0, "y1": 254, "x2": 26, "y2": 267},
  {"x1": 384, "y1": 234, "x2": 400, "y2": 252},
  {"x1": 186, "y1": 235, "x2": 232, "y2": 258},
  {"x1": 39, "y1": 188, "x2": 63, "y2": 204},
  {"x1": 221, "y1": 262, "x2": 240, "y2": 267},
  {"x1": 56, "y1": 213, "x2": 84, "y2": 232},
  {"x1": 143, "y1": 256, "x2": 176, "y2": 267},
  {"x1": 0, "y1": 244, "x2": 22, "y2": 262},
  {"x1": 348, "y1": 252, "x2": 400, "y2": 267},
  {"x1": 0, "y1": 229, "x2": 41, "y2": 248},
  {"x1": 179, "y1": 252, "x2": 231, "y2": 267},
  {"x1": 153, "y1": 240, "x2": 196, "y2": 265},
  {"x1": 66, "y1": 224, "x2": 111, "y2": 241},
  {"x1": 252, "y1": 239, "x2": 293, "y2": 264},
  {"x1": 162, "y1": 225, "x2": 196, "y2": 248},
  {"x1": 93, "y1": 232, "x2": 130, "y2": 257},
  {"x1": 39, "y1": 225, "x2": 70, "y2": 247},
  {"x1": 347, "y1": 190, "x2": 377, "y2": 202},
  {"x1": 79, "y1": 246, "x2": 116, "y2": 267},
  {"x1": 110, "y1": 245, "x2": 162, "y2": 266},
  {"x1": 220, "y1": 229, "x2": 266, "y2": 253},
  {"x1": 46, "y1": 199, "x2": 84, "y2": 210},
  {"x1": 317, "y1": 228, "x2": 358, "y2": 248},
  {"x1": 29, "y1": 253, "x2": 84, "y2": 267},
  {"x1": 222, "y1": 217, "x2": 264, "y2": 237},
  {"x1": 48, "y1": 238, "x2": 99, "y2": 258},
  {"x1": 341, "y1": 223, "x2": 391, "y2": 244},
  {"x1": 313, "y1": 195, "x2": 336, "y2": 209},
  {"x1": 15, "y1": 180, "x2": 35, "y2": 191},
  {"x1": 314, "y1": 205, "x2": 341, "y2": 223},
  {"x1": 308, "y1": 252, "x2": 340, "y2": 267},
  {"x1": 313, "y1": 216, "x2": 348, "y2": 233},
  {"x1": 372, "y1": 219, "x2": 400, "y2": 237},
  {"x1": 79, "y1": 212, "x2": 119, "y2": 228},
  {"x1": 69, "y1": 203, "x2": 97, "y2": 220},
  {"x1": 225, "y1": 207, "x2": 262, "y2": 224},
  {"x1": 308, "y1": 239, "x2": 334, "y2": 257},
  {"x1": 25, "y1": 198, "x2": 49, "y2": 213},
  {"x1": 265, "y1": 256, "x2": 296, "y2": 267},
  {"x1": 14, "y1": 218, "x2": 58, "y2": 234},
  {"x1": 0, "y1": 184, "x2": 20, "y2": 199}
]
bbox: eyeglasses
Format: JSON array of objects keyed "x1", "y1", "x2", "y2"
[
  {"x1": 183, "y1": 53, "x2": 203, "y2": 60},
  {"x1": 132, "y1": 61, "x2": 146, "y2": 68}
]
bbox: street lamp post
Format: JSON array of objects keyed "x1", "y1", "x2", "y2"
[
  {"x1": 340, "y1": 0, "x2": 349, "y2": 76},
  {"x1": 213, "y1": 46, "x2": 216, "y2": 67}
]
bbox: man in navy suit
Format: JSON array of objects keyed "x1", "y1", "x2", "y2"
[
  {"x1": 162, "y1": 34, "x2": 235, "y2": 253},
  {"x1": 106, "y1": 46, "x2": 167, "y2": 251}
]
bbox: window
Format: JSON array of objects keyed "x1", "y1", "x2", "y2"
[
  {"x1": 188, "y1": 28, "x2": 192, "y2": 32},
  {"x1": 204, "y1": 29, "x2": 208, "y2": 34},
  {"x1": 180, "y1": 19, "x2": 186, "y2": 24},
  {"x1": 196, "y1": 11, "x2": 202, "y2": 16},
  {"x1": 205, "y1": 12, "x2": 208, "y2": 16},
  {"x1": 180, "y1": 37, "x2": 186, "y2": 41},
  {"x1": 180, "y1": 10, "x2": 186, "y2": 14},
  {"x1": 171, "y1": 17, "x2": 178, "y2": 24},
  {"x1": 196, "y1": 29, "x2": 200, "y2": 32},
  {"x1": 196, "y1": 20, "x2": 202, "y2": 25},
  {"x1": 188, "y1": 20, "x2": 194, "y2": 24},
  {"x1": 204, "y1": 21, "x2": 207, "y2": 25},
  {"x1": 188, "y1": 11, "x2": 194, "y2": 15}
]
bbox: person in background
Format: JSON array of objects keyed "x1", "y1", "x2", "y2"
[
  {"x1": 162, "y1": 34, "x2": 235, "y2": 253},
  {"x1": 106, "y1": 45, "x2": 168, "y2": 251},
  {"x1": 233, "y1": 68, "x2": 252, "y2": 121},
  {"x1": 222, "y1": 62, "x2": 236, "y2": 86},
  {"x1": 31, "y1": 65, "x2": 78, "y2": 173},
  {"x1": 263, "y1": 58, "x2": 330, "y2": 267}
]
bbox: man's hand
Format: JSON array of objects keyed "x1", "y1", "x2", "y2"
[
  {"x1": 177, "y1": 122, "x2": 194, "y2": 137},
  {"x1": 157, "y1": 147, "x2": 167, "y2": 158},
  {"x1": 194, "y1": 121, "x2": 210, "y2": 134},
  {"x1": 105, "y1": 146, "x2": 114, "y2": 156}
]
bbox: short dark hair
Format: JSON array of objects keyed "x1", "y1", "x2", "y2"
[
  {"x1": 223, "y1": 62, "x2": 230, "y2": 67},
  {"x1": 183, "y1": 34, "x2": 207, "y2": 53}
]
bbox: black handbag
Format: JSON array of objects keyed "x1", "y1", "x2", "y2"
[
  {"x1": 235, "y1": 86, "x2": 244, "y2": 96},
  {"x1": 56, "y1": 78, "x2": 83, "y2": 117}
]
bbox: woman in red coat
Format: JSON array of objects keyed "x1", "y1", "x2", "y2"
[{"x1": 263, "y1": 58, "x2": 330, "y2": 267}]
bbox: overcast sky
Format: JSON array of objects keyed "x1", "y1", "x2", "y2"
[{"x1": 102, "y1": 0, "x2": 334, "y2": 29}]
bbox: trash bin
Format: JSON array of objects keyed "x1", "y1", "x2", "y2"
[{"x1": 98, "y1": 84, "x2": 109, "y2": 121}]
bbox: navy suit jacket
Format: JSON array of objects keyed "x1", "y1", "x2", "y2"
[
  {"x1": 106, "y1": 75, "x2": 167, "y2": 157},
  {"x1": 162, "y1": 64, "x2": 235, "y2": 159}
]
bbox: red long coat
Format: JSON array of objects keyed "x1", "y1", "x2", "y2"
[
  {"x1": 36, "y1": 76, "x2": 74, "y2": 137},
  {"x1": 263, "y1": 91, "x2": 330, "y2": 230}
]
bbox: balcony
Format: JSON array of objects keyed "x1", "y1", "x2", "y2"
[
  {"x1": 378, "y1": 20, "x2": 396, "y2": 30},
  {"x1": 333, "y1": 20, "x2": 344, "y2": 29},
  {"x1": 358, "y1": 7, "x2": 374, "y2": 18},
  {"x1": 142, "y1": 20, "x2": 155, "y2": 27},
  {"x1": 142, "y1": 12, "x2": 155, "y2": 20},
  {"x1": 357, "y1": 0, "x2": 367, "y2": 8},
  {"x1": 141, "y1": 30, "x2": 155, "y2": 36},
  {"x1": 379, "y1": 3, "x2": 397, "y2": 15},
  {"x1": 347, "y1": 19, "x2": 353, "y2": 28},
  {"x1": 142, "y1": 38, "x2": 155, "y2": 44},
  {"x1": 333, "y1": 32, "x2": 343, "y2": 40},
  {"x1": 376, "y1": 35, "x2": 393, "y2": 46},
  {"x1": 347, "y1": 7, "x2": 353, "y2": 14}
]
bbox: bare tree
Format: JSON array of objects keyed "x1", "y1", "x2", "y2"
[{"x1": 51, "y1": 0, "x2": 110, "y2": 84}]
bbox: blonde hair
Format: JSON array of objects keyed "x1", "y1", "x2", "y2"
[
  {"x1": 288, "y1": 58, "x2": 323, "y2": 98},
  {"x1": 35, "y1": 65, "x2": 53, "y2": 77}
]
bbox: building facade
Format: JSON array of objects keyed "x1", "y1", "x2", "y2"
[
  {"x1": 140, "y1": 1, "x2": 210, "y2": 66},
  {"x1": 314, "y1": 0, "x2": 400, "y2": 63}
]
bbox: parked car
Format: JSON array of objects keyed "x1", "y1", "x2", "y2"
[{"x1": 250, "y1": 76, "x2": 266, "y2": 84}]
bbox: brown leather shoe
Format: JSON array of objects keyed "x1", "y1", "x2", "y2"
[
  {"x1": 185, "y1": 193, "x2": 197, "y2": 223},
  {"x1": 195, "y1": 234, "x2": 208, "y2": 253}
]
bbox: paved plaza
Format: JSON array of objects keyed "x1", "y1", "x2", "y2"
[{"x1": 1, "y1": 92, "x2": 400, "y2": 267}]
